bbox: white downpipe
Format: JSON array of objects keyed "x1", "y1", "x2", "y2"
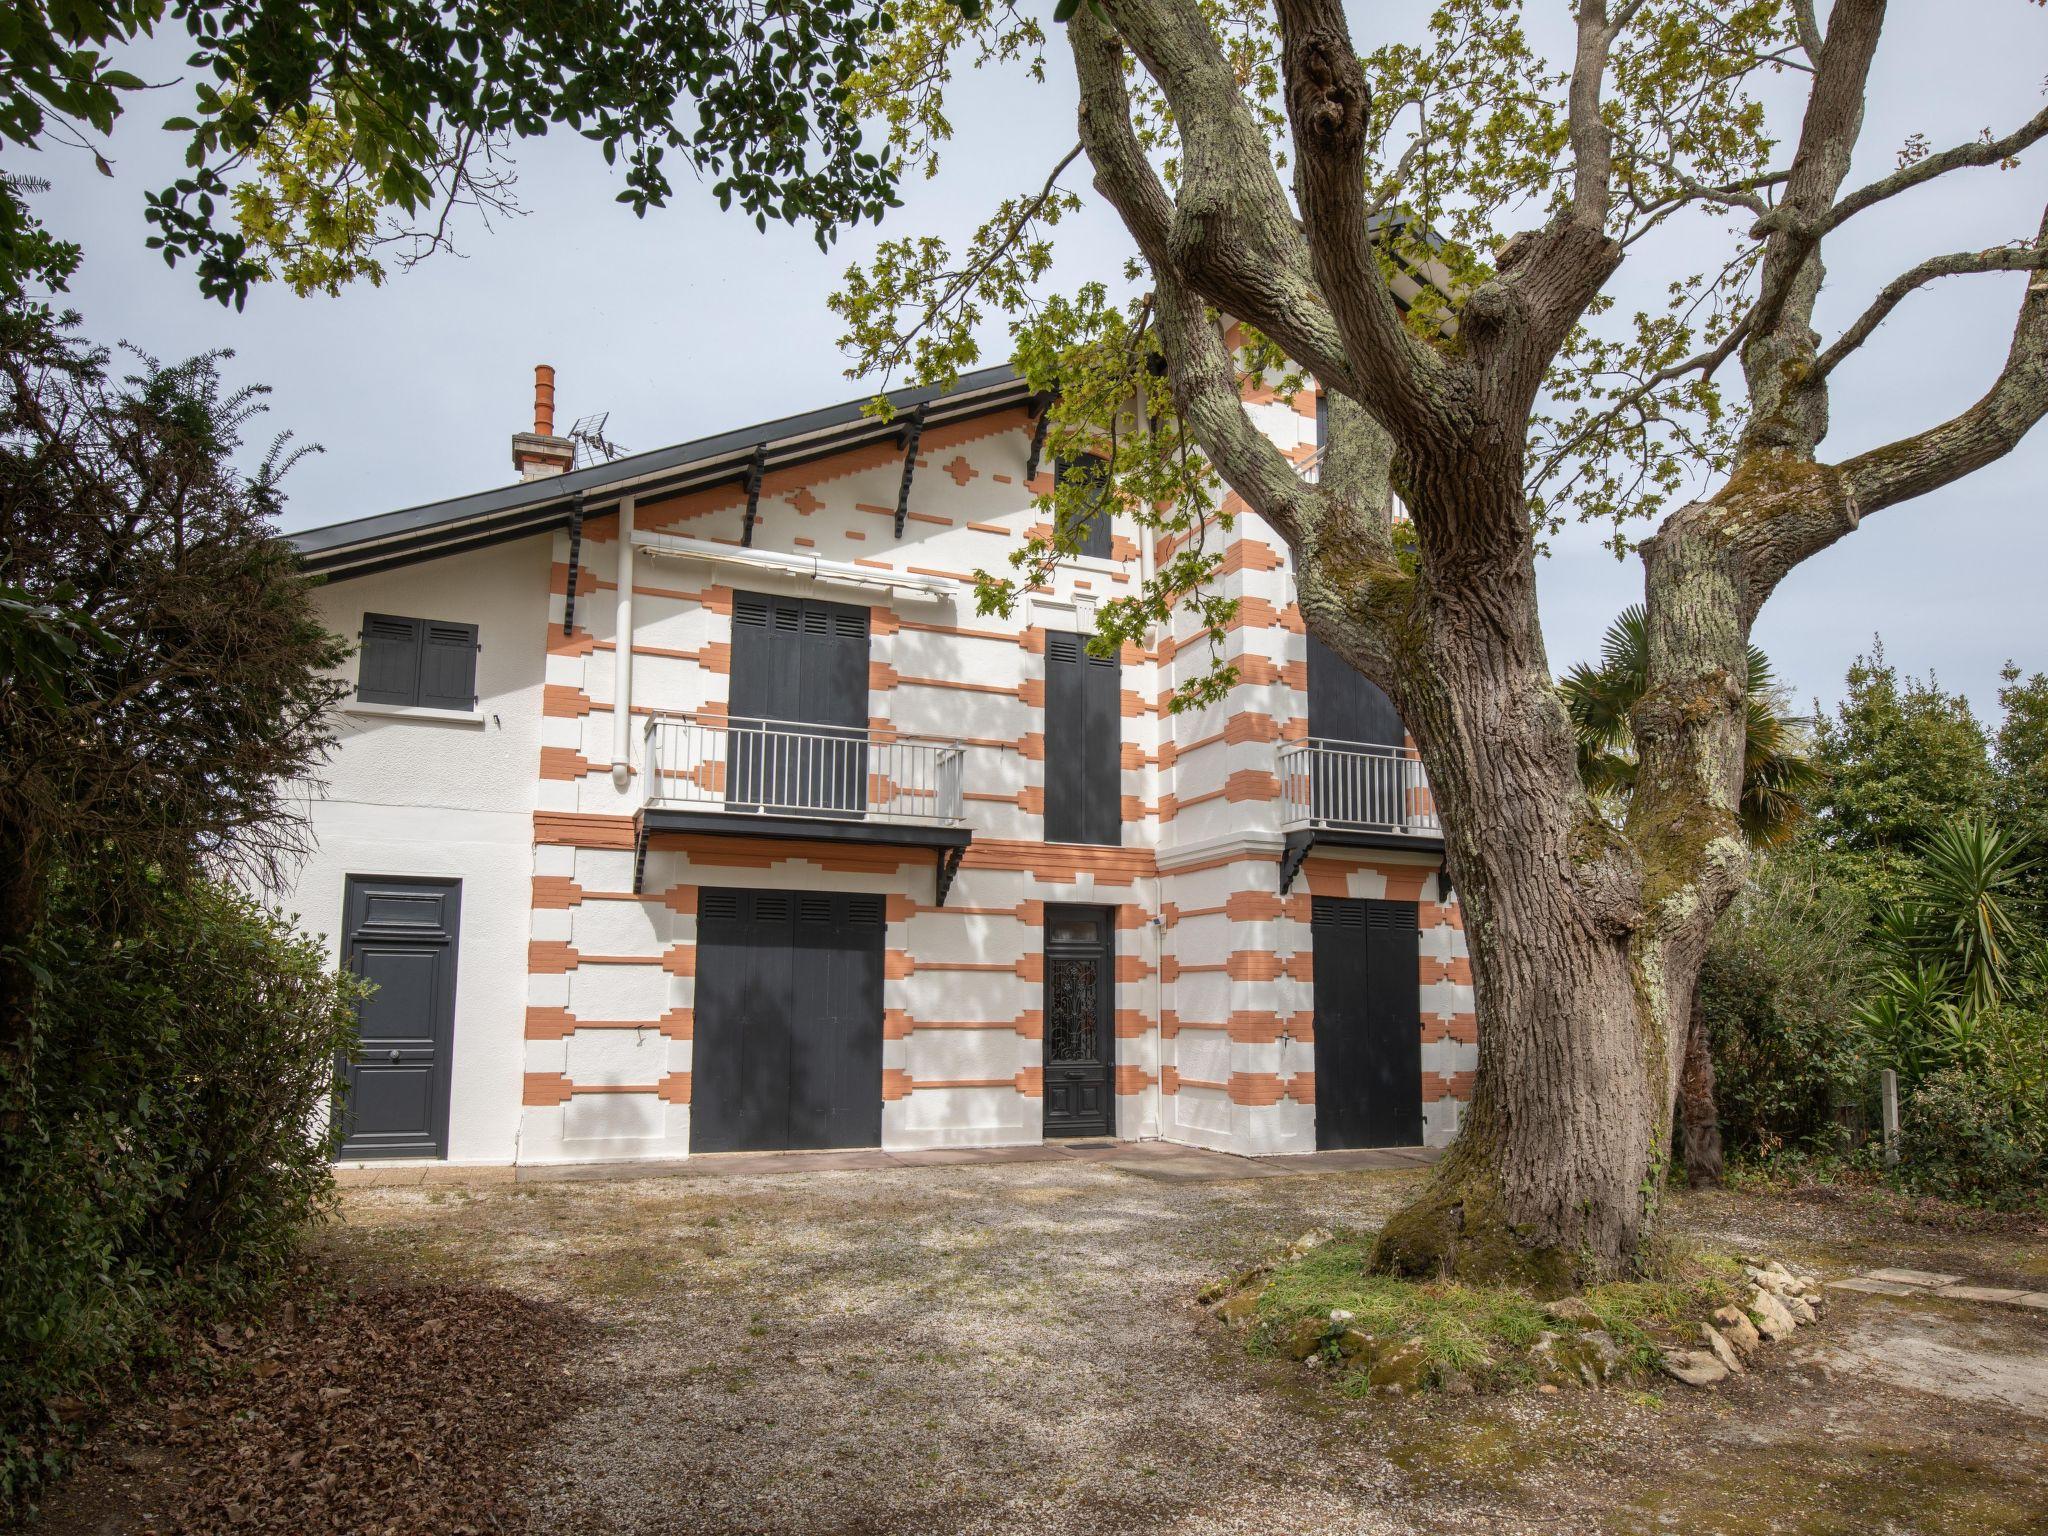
[{"x1": 611, "y1": 496, "x2": 636, "y2": 791}]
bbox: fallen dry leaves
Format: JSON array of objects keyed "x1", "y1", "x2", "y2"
[{"x1": 30, "y1": 1263, "x2": 587, "y2": 1535}]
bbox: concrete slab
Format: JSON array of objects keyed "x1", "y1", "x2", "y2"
[
  {"x1": 2016, "y1": 1293, "x2": 2048, "y2": 1311},
  {"x1": 1828, "y1": 1277, "x2": 1922, "y2": 1296},
  {"x1": 1257, "y1": 1146, "x2": 1441, "y2": 1172},
  {"x1": 1863, "y1": 1268, "x2": 1964, "y2": 1288},
  {"x1": 885, "y1": 1145, "x2": 1067, "y2": 1168},
  {"x1": 1938, "y1": 1285, "x2": 2030, "y2": 1305}
]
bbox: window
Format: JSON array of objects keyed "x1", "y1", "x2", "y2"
[
  {"x1": 1044, "y1": 630, "x2": 1122, "y2": 845},
  {"x1": 356, "y1": 613, "x2": 480, "y2": 710},
  {"x1": 1053, "y1": 453, "x2": 1114, "y2": 559},
  {"x1": 1316, "y1": 392, "x2": 1328, "y2": 450}
]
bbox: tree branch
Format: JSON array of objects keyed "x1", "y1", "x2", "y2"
[
  {"x1": 1092, "y1": 0, "x2": 1358, "y2": 396},
  {"x1": 1837, "y1": 206, "x2": 2048, "y2": 517},
  {"x1": 1813, "y1": 238, "x2": 2048, "y2": 381},
  {"x1": 1273, "y1": 0, "x2": 1449, "y2": 433},
  {"x1": 1827, "y1": 104, "x2": 2048, "y2": 234}
]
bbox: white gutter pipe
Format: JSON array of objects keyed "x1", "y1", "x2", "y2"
[
  {"x1": 611, "y1": 496, "x2": 635, "y2": 791},
  {"x1": 630, "y1": 528, "x2": 959, "y2": 600}
]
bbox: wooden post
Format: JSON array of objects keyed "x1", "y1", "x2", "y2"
[{"x1": 1881, "y1": 1068, "x2": 1900, "y2": 1167}]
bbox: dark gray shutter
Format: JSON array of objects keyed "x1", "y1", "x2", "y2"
[
  {"x1": 419, "y1": 621, "x2": 479, "y2": 710},
  {"x1": 1316, "y1": 392, "x2": 1328, "y2": 450},
  {"x1": 1045, "y1": 630, "x2": 1122, "y2": 845},
  {"x1": 728, "y1": 590, "x2": 870, "y2": 815},
  {"x1": 357, "y1": 614, "x2": 423, "y2": 704},
  {"x1": 1055, "y1": 455, "x2": 1113, "y2": 558},
  {"x1": 1307, "y1": 631, "x2": 1404, "y2": 747}
]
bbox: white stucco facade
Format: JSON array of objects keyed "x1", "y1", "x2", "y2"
[{"x1": 289, "y1": 370, "x2": 1474, "y2": 1168}]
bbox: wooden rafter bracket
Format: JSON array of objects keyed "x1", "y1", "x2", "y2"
[
  {"x1": 562, "y1": 494, "x2": 585, "y2": 635},
  {"x1": 893, "y1": 404, "x2": 927, "y2": 539},
  {"x1": 739, "y1": 443, "x2": 768, "y2": 547}
]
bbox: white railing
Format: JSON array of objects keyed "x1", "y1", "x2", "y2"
[
  {"x1": 1278, "y1": 737, "x2": 1440, "y2": 836},
  {"x1": 643, "y1": 712, "x2": 966, "y2": 825}
]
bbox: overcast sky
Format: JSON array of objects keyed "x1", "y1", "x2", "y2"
[{"x1": 13, "y1": 1, "x2": 2045, "y2": 720}]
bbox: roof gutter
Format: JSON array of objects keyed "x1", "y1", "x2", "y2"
[{"x1": 631, "y1": 529, "x2": 960, "y2": 600}]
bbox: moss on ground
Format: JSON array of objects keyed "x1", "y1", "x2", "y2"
[{"x1": 1242, "y1": 1235, "x2": 1744, "y2": 1392}]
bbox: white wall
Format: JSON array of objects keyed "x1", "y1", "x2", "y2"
[{"x1": 278, "y1": 535, "x2": 550, "y2": 1163}]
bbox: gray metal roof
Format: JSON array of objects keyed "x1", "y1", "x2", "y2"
[{"x1": 292, "y1": 363, "x2": 1035, "y2": 580}]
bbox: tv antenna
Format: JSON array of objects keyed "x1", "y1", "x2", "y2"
[{"x1": 568, "y1": 412, "x2": 627, "y2": 468}]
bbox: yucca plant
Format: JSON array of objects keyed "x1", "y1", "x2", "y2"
[{"x1": 1901, "y1": 816, "x2": 2038, "y2": 1014}]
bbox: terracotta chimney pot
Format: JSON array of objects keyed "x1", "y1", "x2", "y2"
[
  {"x1": 534, "y1": 363, "x2": 556, "y2": 437},
  {"x1": 512, "y1": 362, "x2": 574, "y2": 480}
]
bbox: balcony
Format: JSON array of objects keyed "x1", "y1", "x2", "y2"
[
  {"x1": 1276, "y1": 736, "x2": 1443, "y2": 889},
  {"x1": 634, "y1": 713, "x2": 972, "y2": 899}
]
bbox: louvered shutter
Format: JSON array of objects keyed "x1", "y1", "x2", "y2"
[
  {"x1": 357, "y1": 614, "x2": 423, "y2": 704},
  {"x1": 1045, "y1": 630, "x2": 1122, "y2": 846},
  {"x1": 419, "y1": 621, "x2": 480, "y2": 710}
]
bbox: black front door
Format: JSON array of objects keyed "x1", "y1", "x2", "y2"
[
  {"x1": 727, "y1": 590, "x2": 870, "y2": 816},
  {"x1": 336, "y1": 876, "x2": 460, "y2": 1159},
  {"x1": 692, "y1": 887, "x2": 885, "y2": 1152},
  {"x1": 1311, "y1": 896, "x2": 1423, "y2": 1149},
  {"x1": 1043, "y1": 905, "x2": 1115, "y2": 1137}
]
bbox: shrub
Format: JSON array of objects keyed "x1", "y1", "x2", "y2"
[
  {"x1": 1697, "y1": 850, "x2": 1874, "y2": 1158},
  {"x1": 0, "y1": 873, "x2": 361, "y2": 1512},
  {"x1": 1895, "y1": 1007, "x2": 2048, "y2": 1208}
]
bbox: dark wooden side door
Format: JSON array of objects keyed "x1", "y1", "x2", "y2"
[
  {"x1": 727, "y1": 590, "x2": 870, "y2": 816},
  {"x1": 1310, "y1": 896, "x2": 1423, "y2": 1149},
  {"x1": 692, "y1": 886, "x2": 884, "y2": 1152},
  {"x1": 1044, "y1": 631, "x2": 1122, "y2": 845},
  {"x1": 336, "y1": 876, "x2": 460, "y2": 1159},
  {"x1": 1042, "y1": 905, "x2": 1115, "y2": 1137}
]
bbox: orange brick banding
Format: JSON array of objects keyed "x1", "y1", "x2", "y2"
[
  {"x1": 1227, "y1": 1072, "x2": 1286, "y2": 1106},
  {"x1": 531, "y1": 876, "x2": 585, "y2": 908},
  {"x1": 527, "y1": 941, "x2": 578, "y2": 973},
  {"x1": 534, "y1": 811, "x2": 636, "y2": 849},
  {"x1": 542, "y1": 683, "x2": 594, "y2": 717},
  {"x1": 522, "y1": 1072, "x2": 574, "y2": 1107},
  {"x1": 656, "y1": 1072, "x2": 692, "y2": 1104}
]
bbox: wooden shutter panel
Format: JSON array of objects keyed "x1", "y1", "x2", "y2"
[
  {"x1": 357, "y1": 614, "x2": 423, "y2": 705},
  {"x1": 1081, "y1": 645, "x2": 1122, "y2": 844},
  {"x1": 419, "y1": 621, "x2": 479, "y2": 711},
  {"x1": 1044, "y1": 631, "x2": 1121, "y2": 845},
  {"x1": 1055, "y1": 455, "x2": 1113, "y2": 558},
  {"x1": 1307, "y1": 631, "x2": 1403, "y2": 747}
]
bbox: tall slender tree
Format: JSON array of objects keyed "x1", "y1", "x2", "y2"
[{"x1": 835, "y1": 0, "x2": 2048, "y2": 1283}]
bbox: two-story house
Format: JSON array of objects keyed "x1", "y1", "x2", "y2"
[{"x1": 286, "y1": 362, "x2": 1473, "y2": 1167}]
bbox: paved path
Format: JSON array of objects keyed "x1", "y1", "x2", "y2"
[{"x1": 334, "y1": 1138, "x2": 1441, "y2": 1188}]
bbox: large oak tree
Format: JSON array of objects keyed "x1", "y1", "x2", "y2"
[{"x1": 835, "y1": 0, "x2": 2048, "y2": 1284}]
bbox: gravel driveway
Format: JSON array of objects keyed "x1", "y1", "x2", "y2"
[{"x1": 330, "y1": 1154, "x2": 2048, "y2": 1536}]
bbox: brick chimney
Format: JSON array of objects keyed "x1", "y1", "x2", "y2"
[{"x1": 511, "y1": 364, "x2": 575, "y2": 479}]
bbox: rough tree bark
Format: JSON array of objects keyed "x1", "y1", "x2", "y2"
[
  {"x1": 1677, "y1": 996, "x2": 1725, "y2": 1185},
  {"x1": 1065, "y1": 0, "x2": 2048, "y2": 1285}
]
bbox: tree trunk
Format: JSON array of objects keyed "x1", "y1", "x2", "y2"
[
  {"x1": 1676, "y1": 989, "x2": 1725, "y2": 1184},
  {"x1": 1360, "y1": 501, "x2": 1747, "y2": 1290}
]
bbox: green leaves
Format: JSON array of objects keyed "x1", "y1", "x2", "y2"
[{"x1": 1, "y1": 0, "x2": 910, "y2": 304}]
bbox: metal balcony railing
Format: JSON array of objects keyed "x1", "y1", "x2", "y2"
[
  {"x1": 1278, "y1": 736, "x2": 1440, "y2": 836},
  {"x1": 642, "y1": 712, "x2": 967, "y2": 825}
]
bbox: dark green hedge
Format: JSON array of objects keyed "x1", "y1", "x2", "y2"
[{"x1": 0, "y1": 873, "x2": 361, "y2": 1512}]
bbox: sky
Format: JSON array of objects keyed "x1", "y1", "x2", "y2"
[{"x1": 12, "y1": 1, "x2": 2046, "y2": 722}]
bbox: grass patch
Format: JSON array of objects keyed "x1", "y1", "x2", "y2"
[{"x1": 1241, "y1": 1235, "x2": 1744, "y2": 1393}]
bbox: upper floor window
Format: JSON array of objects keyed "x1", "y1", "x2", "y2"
[
  {"x1": 1053, "y1": 453, "x2": 1113, "y2": 559},
  {"x1": 356, "y1": 613, "x2": 480, "y2": 711}
]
